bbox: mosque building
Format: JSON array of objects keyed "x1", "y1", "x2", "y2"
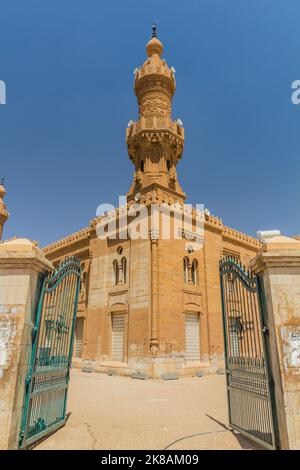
[{"x1": 0, "y1": 28, "x2": 261, "y2": 378}]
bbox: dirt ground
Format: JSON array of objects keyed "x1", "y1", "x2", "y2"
[{"x1": 35, "y1": 369, "x2": 262, "y2": 450}]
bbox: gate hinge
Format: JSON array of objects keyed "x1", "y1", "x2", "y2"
[
  {"x1": 31, "y1": 326, "x2": 38, "y2": 340},
  {"x1": 25, "y1": 375, "x2": 31, "y2": 389},
  {"x1": 18, "y1": 431, "x2": 24, "y2": 447},
  {"x1": 262, "y1": 326, "x2": 269, "y2": 336}
]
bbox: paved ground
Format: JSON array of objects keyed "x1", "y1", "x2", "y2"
[{"x1": 36, "y1": 369, "x2": 262, "y2": 450}]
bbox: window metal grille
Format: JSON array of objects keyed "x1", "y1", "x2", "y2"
[
  {"x1": 112, "y1": 313, "x2": 125, "y2": 362},
  {"x1": 185, "y1": 313, "x2": 200, "y2": 361}
]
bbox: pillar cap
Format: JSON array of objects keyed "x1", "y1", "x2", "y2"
[
  {"x1": 257, "y1": 230, "x2": 300, "y2": 252},
  {"x1": 0, "y1": 238, "x2": 53, "y2": 270},
  {"x1": 250, "y1": 231, "x2": 300, "y2": 273},
  {"x1": 0, "y1": 237, "x2": 39, "y2": 252}
]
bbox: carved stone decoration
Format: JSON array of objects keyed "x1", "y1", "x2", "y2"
[
  {"x1": 150, "y1": 340, "x2": 159, "y2": 355},
  {"x1": 135, "y1": 75, "x2": 174, "y2": 100},
  {"x1": 140, "y1": 94, "x2": 171, "y2": 118},
  {"x1": 183, "y1": 291, "x2": 203, "y2": 313},
  {"x1": 142, "y1": 145, "x2": 161, "y2": 164},
  {"x1": 134, "y1": 170, "x2": 142, "y2": 190},
  {"x1": 108, "y1": 289, "x2": 128, "y2": 314},
  {"x1": 108, "y1": 290, "x2": 128, "y2": 308}
]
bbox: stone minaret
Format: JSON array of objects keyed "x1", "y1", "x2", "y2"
[
  {"x1": 126, "y1": 25, "x2": 185, "y2": 203},
  {"x1": 0, "y1": 179, "x2": 9, "y2": 241}
]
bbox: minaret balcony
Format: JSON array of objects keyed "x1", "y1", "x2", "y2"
[{"x1": 126, "y1": 117, "x2": 184, "y2": 144}]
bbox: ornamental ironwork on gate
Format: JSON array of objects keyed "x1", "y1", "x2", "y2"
[
  {"x1": 219, "y1": 258, "x2": 278, "y2": 450},
  {"x1": 19, "y1": 257, "x2": 81, "y2": 449}
]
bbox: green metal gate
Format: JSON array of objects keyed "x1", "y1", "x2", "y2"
[
  {"x1": 19, "y1": 257, "x2": 81, "y2": 449},
  {"x1": 219, "y1": 258, "x2": 278, "y2": 450}
]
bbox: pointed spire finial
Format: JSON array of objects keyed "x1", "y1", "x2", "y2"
[
  {"x1": 152, "y1": 21, "x2": 157, "y2": 38},
  {"x1": 146, "y1": 21, "x2": 163, "y2": 58}
]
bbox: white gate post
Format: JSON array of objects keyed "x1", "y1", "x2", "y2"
[
  {"x1": 251, "y1": 232, "x2": 300, "y2": 450},
  {"x1": 0, "y1": 239, "x2": 52, "y2": 450}
]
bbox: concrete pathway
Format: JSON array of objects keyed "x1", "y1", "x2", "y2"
[{"x1": 36, "y1": 369, "x2": 262, "y2": 450}]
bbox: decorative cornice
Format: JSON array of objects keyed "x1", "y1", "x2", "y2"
[
  {"x1": 135, "y1": 73, "x2": 175, "y2": 99},
  {"x1": 126, "y1": 125, "x2": 184, "y2": 160},
  {"x1": 43, "y1": 207, "x2": 260, "y2": 255},
  {"x1": 222, "y1": 224, "x2": 261, "y2": 249},
  {"x1": 43, "y1": 227, "x2": 90, "y2": 254},
  {"x1": 178, "y1": 228, "x2": 204, "y2": 244},
  {"x1": 127, "y1": 184, "x2": 186, "y2": 204},
  {"x1": 204, "y1": 213, "x2": 223, "y2": 231}
]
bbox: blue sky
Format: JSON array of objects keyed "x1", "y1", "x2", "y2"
[{"x1": 0, "y1": 0, "x2": 299, "y2": 246}]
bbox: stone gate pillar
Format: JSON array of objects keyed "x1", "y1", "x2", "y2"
[
  {"x1": 0, "y1": 239, "x2": 52, "y2": 450},
  {"x1": 251, "y1": 232, "x2": 300, "y2": 450}
]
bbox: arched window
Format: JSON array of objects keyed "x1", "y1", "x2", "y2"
[
  {"x1": 113, "y1": 259, "x2": 118, "y2": 285},
  {"x1": 166, "y1": 160, "x2": 171, "y2": 171},
  {"x1": 113, "y1": 257, "x2": 127, "y2": 285},
  {"x1": 140, "y1": 160, "x2": 144, "y2": 172},
  {"x1": 191, "y1": 259, "x2": 198, "y2": 285},
  {"x1": 121, "y1": 257, "x2": 127, "y2": 284},
  {"x1": 183, "y1": 257, "x2": 189, "y2": 284}
]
